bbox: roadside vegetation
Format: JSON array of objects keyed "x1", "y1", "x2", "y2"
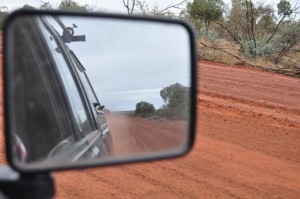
[
  {"x1": 134, "y1": 83, "x2": 190, "y2": 122},
  {"x1": 188, "y1": 0, "x2": 300, "y2": 76},
  {"x1": 0, "y1": 0, "x2": 299, "y2": 76}
]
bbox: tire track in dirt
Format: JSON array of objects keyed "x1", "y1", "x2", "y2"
[
  {"x1": 199, "y1": 62, "x2": 300, "y2": 113},
  {"x1": 115, "y1": 166, "x2": 199, "y2": 199},
  {"x1": 198, "y1": 101, "x2": 300, "y2": 164},
  {"x1": 201, "y1": 90, "x2": 300, "y2": 117},
  {"x1": 198, "y1": 61, "x2": 300, "y2": 165},
  {"x1": 199, "y1": 94, "x2": 300, "y2": 131}
]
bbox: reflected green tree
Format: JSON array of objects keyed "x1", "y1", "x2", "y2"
[
  {"x1": 135, "y1": 101, "x2": 155, "y2": 117},
  {"x1": 160, "y1": 83, "x2": 189, "y2": 121}
]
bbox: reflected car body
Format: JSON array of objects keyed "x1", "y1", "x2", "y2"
[{"x1": 10, "y1": 15, "x2": 114, "y2": 163}]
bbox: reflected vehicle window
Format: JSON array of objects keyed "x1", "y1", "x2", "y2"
[
  {"x1": 67, "y1": 51, "x2": 108, "y2": 131},
  {"x1": 10, "y1": 16, "x2": 114, "y2": 164},
  {"x1": 69, "y1": 51, "x2": 99, "y2": 116},
  {"x1": 11, "y1": 17, "x2": 75, "y2": 162},
  {"x1": 41, "y1": 17, "x2": 94, "y2": 136}
]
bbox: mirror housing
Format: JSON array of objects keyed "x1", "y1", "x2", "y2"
[{"x1": 3, "y1": 9, "x2": 197, "y2": 172}]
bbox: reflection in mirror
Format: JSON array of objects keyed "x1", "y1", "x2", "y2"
[{"x1": 5, "y1": 13, "x2": 192, "y2": 170}]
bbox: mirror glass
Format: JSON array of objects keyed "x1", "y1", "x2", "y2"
[{"x1": 5, "y1": 13, "x2": 193, "y2": 170}]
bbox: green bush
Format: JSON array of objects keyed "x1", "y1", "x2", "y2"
[{"x1": 135, "y1": 101, "x2": 155, "y2": 117}]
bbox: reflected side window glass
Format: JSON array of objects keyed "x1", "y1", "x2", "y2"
[
  {"x1": 42, "y1": 26, "x2": 94, "y2": 136},
  {"x1": 11, "y1": 18, "x2": 75, "y2": 162}
]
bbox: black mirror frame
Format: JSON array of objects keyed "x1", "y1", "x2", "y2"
[{"x1": 3, "y1": 9, "x2": 197, "y2": 173}]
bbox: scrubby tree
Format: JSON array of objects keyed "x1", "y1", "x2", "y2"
[
  {"x1": 122, "y1": 0, "x2": 187, "y2": 17},
  {"x1": 265, "y1": 0, "x2": 293, "y2": 44},
  {"x1": 272, "y1": 20, "x2": 300, "y2": 63},
  {"x1": 122, "y1": 0, "x2": 136, "y2": 15},
  {"x1": 60, "y1": 0, "x2": 99, "y2": 11},
  {"x1": 157, "y1": 104, "x2": 175, "y2": 122},
  {"x1": 40, "y1": 1, "x2": 53, "y2": 10},
  {"x1": 58, "y1": 0, "x2": 88, "y2": 11},
  {"x1": 202, "y1": 0, "x2": 300, "y2": 64},
  {"x1": 135, "y1": 101, "x2": 155, "y2": 117},
  {"x1": 188, "y1": 0, "x2": 225, "y2": 35},
  {"x1": 215, "y1": 0, "x2": 260, "y2": 54},
  {"x1": 160, "y1": 83, "x2": 189, "y2": 121},
  {"x1": 277, "y1": 0, "x2": 292, "y2": 16},
  {"x1": 39, "y1": 0, "x2": 93, "y2": 11},
  {"x1": 256, "y1": 5, "x2": 276, "y2": 35},
  {"x1": 22, "y1": 4, "x2": 35, "y2": 9},
  {"x1": 160, "y1": 83, "x2": 189, "y2": 108}
]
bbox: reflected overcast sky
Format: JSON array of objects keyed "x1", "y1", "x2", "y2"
[{"x1": 46, "y1": 16, "x2": 191, "y2": 111}]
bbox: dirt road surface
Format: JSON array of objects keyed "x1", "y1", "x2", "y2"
[
  {"x1": 106, "y1": 114, "x2": 188, "y2": 157},
  {"x1": 0, "y1": 33, "x2": 300, "y2": 198}
]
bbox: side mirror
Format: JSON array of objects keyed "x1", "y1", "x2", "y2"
[{"x1": 3, "y1": 10, "x2": 197, "y2": 172}]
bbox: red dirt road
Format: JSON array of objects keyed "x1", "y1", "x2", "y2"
[
  {"x1": 53, "y1": 61, "x2": 300, "y2": 199},
  {"x1": 0, "y1": 33, "x2": 300, "y2": 198}
]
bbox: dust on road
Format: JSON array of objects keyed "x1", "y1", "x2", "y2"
[{"x1": 107, "y1": 113, "x2": 188, "y2": 157}]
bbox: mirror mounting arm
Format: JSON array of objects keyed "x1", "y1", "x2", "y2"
[
  {"x1": 54, "y1": 16, "x2": 86, "y2": 44},
  {"x1": 0, "y1": 166, "x2": 55, "y2": 199},
  {"x1": 61, "y1": 28, "x2": 86, "y2": 44}
]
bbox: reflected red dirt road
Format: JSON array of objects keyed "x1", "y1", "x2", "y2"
[{"x1": 106, "y1": 113, "x2": 187, "y2": 157}]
